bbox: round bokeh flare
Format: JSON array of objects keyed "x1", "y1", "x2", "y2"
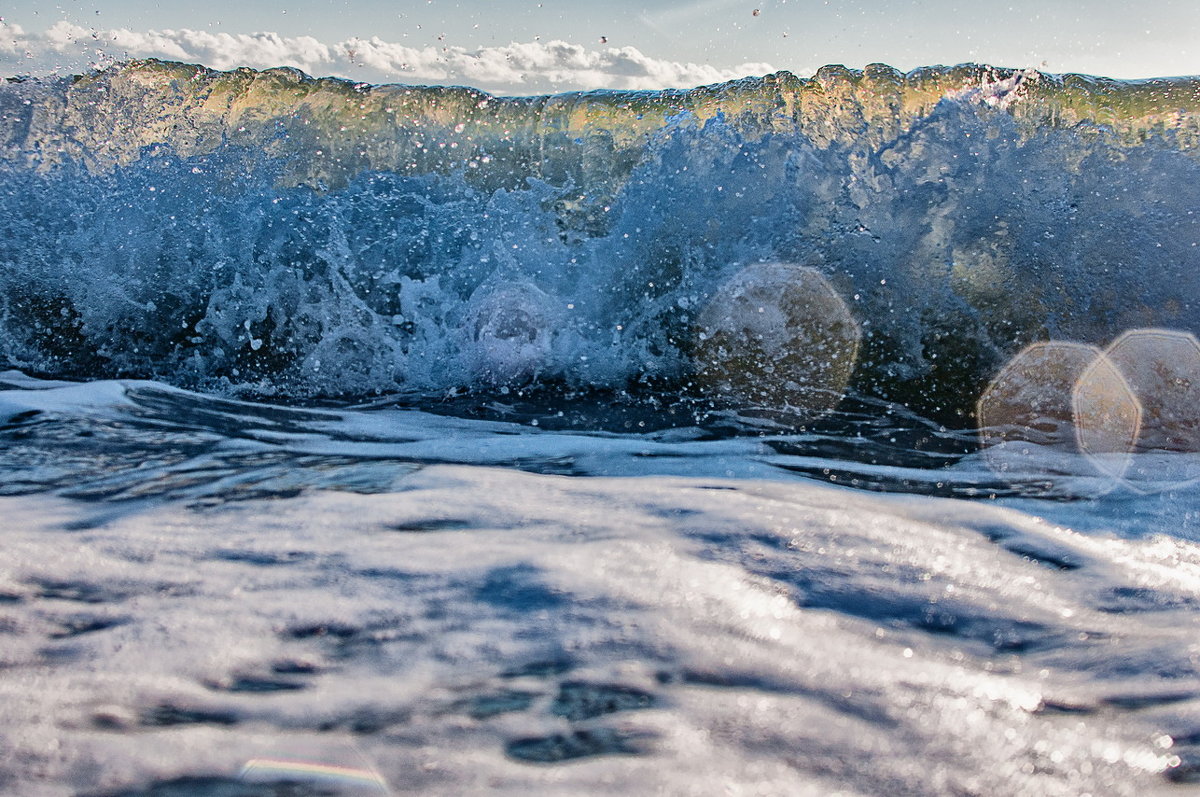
[
  {"x1": 1075, "y1": 328, "x2": 1200, "y2": 489},
  {"x1": 465, "y1": 284, "x2": 556, "y2": 384},
  {"x1": 976, "y1": 341, "x2": 1139, "y2": 482},
  {"x1": 694, "y1": 263, "x2": 861, "y2": 415},
  {"x1": 979, "y1": 328, "x2": 1200, "y2": 492}
]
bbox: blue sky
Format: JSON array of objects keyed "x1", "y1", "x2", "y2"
[{"x1": 2, "y1": 0, "x2": 1196, "y2": 93}]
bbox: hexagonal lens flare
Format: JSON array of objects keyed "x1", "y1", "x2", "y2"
[
  {"x1": 977, "y1": 341, "x2": 1140, "y2": 484},
  {"x1": 465, "y1": 284, "x2": 557, "y2": 384},
  {"x1": 1076, "y1": 328, "x2": 1200, "y2": 489},
  {"x1": 694, "y1": 263, "x2": 860, "y2": 415}
]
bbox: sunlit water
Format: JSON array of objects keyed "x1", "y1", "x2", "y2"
[
  {"x1": 3, "y1": 61, "x2": 1200, "y2": 795},
  {"x1": 2, "y1": 372, "x2": 1199, "y2": 796}
]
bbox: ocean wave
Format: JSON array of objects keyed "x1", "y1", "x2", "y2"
[{"x1": 1, "y1": 61, "x2": 1198, "y2": 423}]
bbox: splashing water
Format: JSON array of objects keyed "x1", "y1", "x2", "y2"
[{"x1": 1, "y1": 62, "x2": 1198, "y2": 424}]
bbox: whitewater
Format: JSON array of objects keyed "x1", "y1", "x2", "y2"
[{"x1": 1, "y1": 60, "x2": 1199, "y2": 795}]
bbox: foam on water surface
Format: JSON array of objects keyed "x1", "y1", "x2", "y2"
[
  {"x1": 0, "y1": 375, "x2": 1198, "y2": 794},
  {"x1": 1, "y1": 463, "x2": 1198, "y2": 794}
]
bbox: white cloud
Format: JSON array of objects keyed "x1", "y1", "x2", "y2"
[
  {"x1": 1, "y1": 20, "x2": 31, "y2": 56},
  {"x1": 0, "y1": 20, "x2": 775, "y2": 95},
  {"x1": 37, "y1": 21, "x2": 334, "y2": 75},
  {"x1": 340, "y1": 36, "x2": 773, "y2": 92}
]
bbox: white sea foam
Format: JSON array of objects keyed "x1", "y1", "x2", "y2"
[
  {"x1": 2, "y1": 465, "x2": 1197, "y2": 794},
  {"x1": 0, "y1": 375, "x2": 1198, "y2": 794}
]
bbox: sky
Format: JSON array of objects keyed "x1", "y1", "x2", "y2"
[{"x1": 1, "y1": 0, "x2": 1197, "y2": 94}]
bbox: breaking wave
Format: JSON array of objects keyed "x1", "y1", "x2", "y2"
[{"x1": 1, "y1": 62, "x2": 1198, "y2": 422}]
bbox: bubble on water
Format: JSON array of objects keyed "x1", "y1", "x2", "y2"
[
  {"x1": 239, "y1": 757, "x2": 391, "y2": 794},
  {"x1": 977, "y1": 341, "x2": 1138, "y2": 484},
  {"x1": 239, "y1": 739, "x2": 391, "y2": 795},
  {"x1": 1077, "y1": 327, "x2": 1200, "y2": 489},
  {"x1": 693, "y1": 263, "x2": 860, "y2": 415},
  {"x1": 465, "y1": 283, "x2": 557, "y2": 385}
]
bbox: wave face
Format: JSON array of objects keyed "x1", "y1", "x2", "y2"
[{"x1": 1, "y1": 61, "x2": 1199, "y2": 419}]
